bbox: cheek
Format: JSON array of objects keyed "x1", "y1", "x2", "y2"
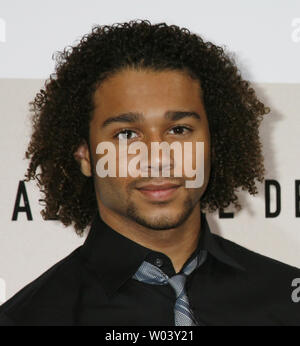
[
  {"x1": 94, "y1": 177, "x2": 122, "y2": 200},
  {"x1": 181, "y1": 134, "x2": 210, "y2": 191},
  {"x1": 94, "y1": 176, "x2": 133, "y2": 212},
  {"x1": 96, "y1": 176, "x2": 124, "y2": 190},
  {"x1": 197, "y1": 126, "x2": 211, "y2": 179}
]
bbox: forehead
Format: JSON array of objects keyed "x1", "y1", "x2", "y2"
[{"x1": 92, "y1": 68, "x2": 203, "y2": 121}]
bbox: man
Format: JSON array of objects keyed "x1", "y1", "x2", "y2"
[{"x1": 0, "y1": 20, "x2": 299, "y2": 326}]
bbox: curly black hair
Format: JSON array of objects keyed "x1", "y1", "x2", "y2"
[{"x1": 24, "y1": 19, "x2": 269, "y2": 235}]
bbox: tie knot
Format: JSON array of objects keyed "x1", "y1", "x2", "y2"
[
  {"x1": 132, "y1": 250, "x2": 207, "y2": 286},
  {"x1": 132, "y1": 251, "x2": 207, "y2": 326},
  {"x1": 167, "y1": 274, "x2": 187, "y2": 298},
  {"x1": 132, "y1": 260, "x2": 168, "y2": 285}
]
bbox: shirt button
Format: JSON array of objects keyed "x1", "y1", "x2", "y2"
[{"x1": 155, "y1": 258, "x2": 163, "y2": 268}]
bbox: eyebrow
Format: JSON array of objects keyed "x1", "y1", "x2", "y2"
[{"x1": 101, "y1": 111, "x2": 201, "y2": 128}]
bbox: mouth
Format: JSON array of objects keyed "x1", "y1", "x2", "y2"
[{"x1": 136, "y1": 182, "x2": 181, "y2": 201}]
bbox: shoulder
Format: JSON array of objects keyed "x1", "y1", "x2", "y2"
[
  {"x1": 210, "y1": 233, "x2": 300, "y2": 325},
  {"x1": 0, "y1": 246, "x2": 85, "y2": 326},
  {"x1": 212, "y1": 232, "x2": 300, "y2": 275}
]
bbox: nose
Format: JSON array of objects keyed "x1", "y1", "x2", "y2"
[{"x1": 140, "y1": 134, "x2": 175, "y2": 177}]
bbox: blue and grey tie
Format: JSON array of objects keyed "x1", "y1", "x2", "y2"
[{"x1": 132, "y1": 250, "x2": 207, "y2": 326}]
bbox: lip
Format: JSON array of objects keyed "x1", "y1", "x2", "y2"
[
  {"x1": 137, "y1": 182, "x2": 181, "y2": 190},
  {"x1": 136, "y1": 182, "x2": 181, "y2": 201}
]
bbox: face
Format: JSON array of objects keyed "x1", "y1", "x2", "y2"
[{"x1": 76, "y1": 68, "x2": 211, "y2": 230}]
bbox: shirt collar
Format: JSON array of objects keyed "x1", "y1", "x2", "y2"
[
  {"x1": 80, "y1": 210, "x2": 245, "y2": 298},
  {"x1": 198, "y1": 212, "x2": 245, "y2": 272},
  {"x1": 80, "y1": 211, "x2": 152, "y2": 298}
]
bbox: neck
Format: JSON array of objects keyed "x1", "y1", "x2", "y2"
[{"x1": 98, "y1": 203, "x2": 201, "y2": 274}]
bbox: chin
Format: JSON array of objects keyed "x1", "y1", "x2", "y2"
[
  {"x1": 127, "y1": 203, "x2": 194, "y2": 230},
  {"x1": 135, "y1": 217, "x2": 184, "y2": 231}
]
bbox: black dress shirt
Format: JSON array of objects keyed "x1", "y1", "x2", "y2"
[{"x1": 0, "y1": 211, "x2": 299, "y2": 326}]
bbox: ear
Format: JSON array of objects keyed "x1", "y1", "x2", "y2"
[{"x1": 74, "y1": 140, "x2": 92, "y2": 177}]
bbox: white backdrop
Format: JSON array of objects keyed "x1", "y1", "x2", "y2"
[{"x1": 0, "y1": 0, "x2": 299, "y2": 304}]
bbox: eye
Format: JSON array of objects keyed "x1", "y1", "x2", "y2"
[
  {"x1": 115, "y1": 129, "x2": 139, "y2": 140},
  {"x1": 168, "y1": 126, "x2": 192, "y2": 135}
]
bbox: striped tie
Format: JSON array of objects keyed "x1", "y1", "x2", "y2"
[{"x1": 132, "y1": 250, "x2": 207, "y2": 326}]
